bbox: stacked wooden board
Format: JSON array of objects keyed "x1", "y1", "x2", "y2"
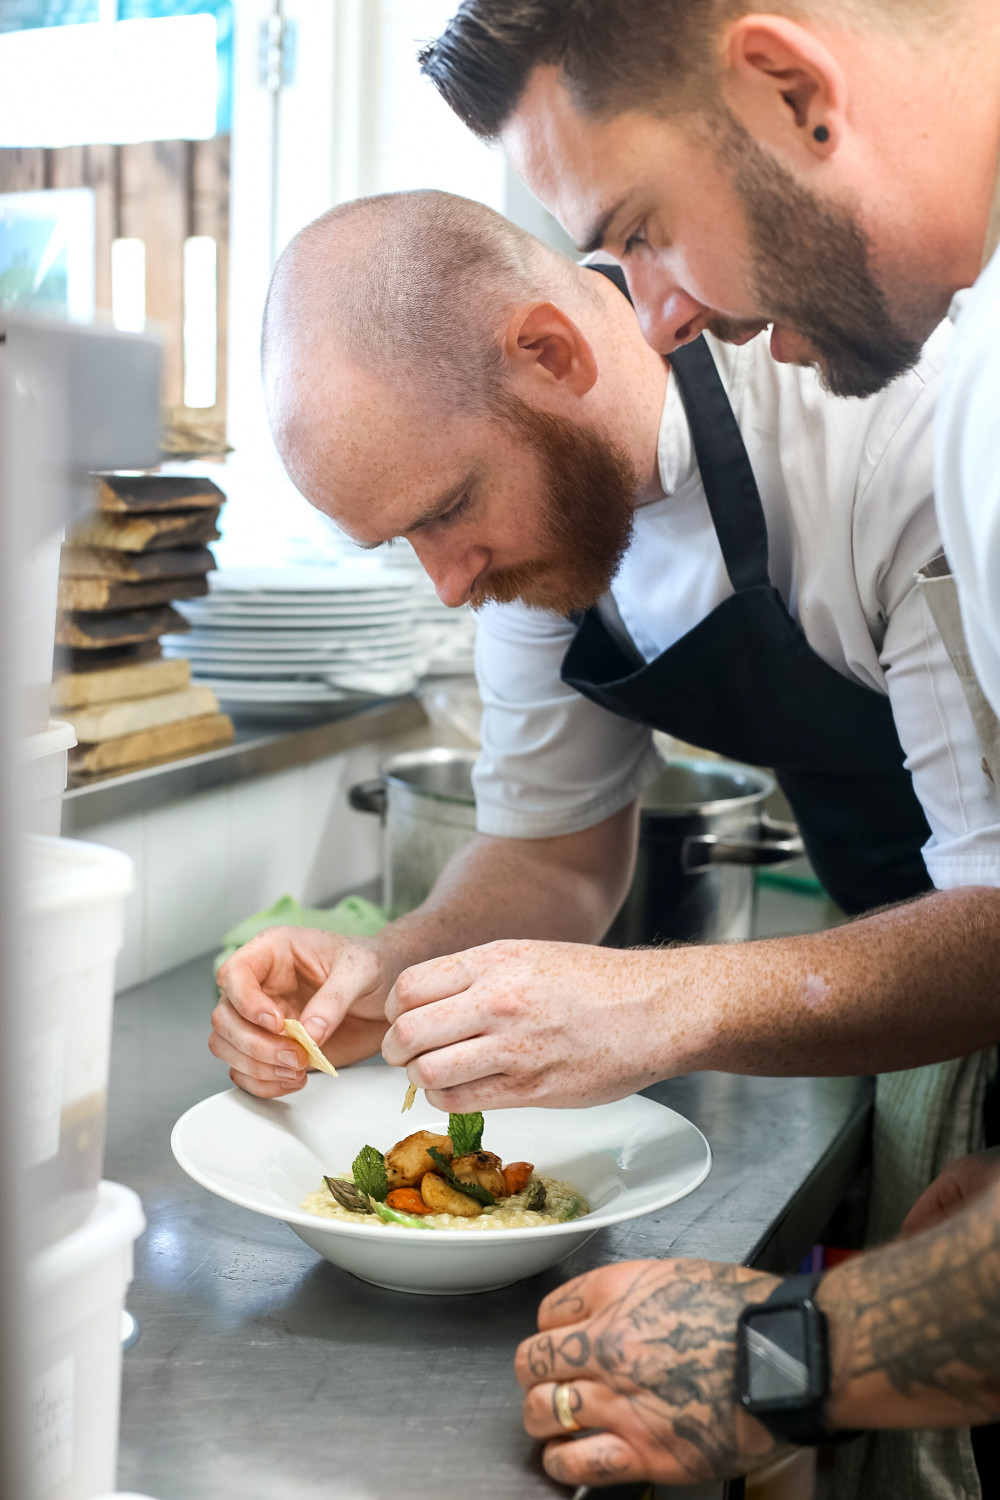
[{"x1": 54, "y1": 474, "x2": 234, "y2": 776}]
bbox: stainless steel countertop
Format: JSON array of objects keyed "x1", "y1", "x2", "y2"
[{"x1": 106, "y1": 951, "x2": 872, "y2": 1500}]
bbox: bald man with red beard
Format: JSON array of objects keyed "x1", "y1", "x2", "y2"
[{"x1": 213, "y1": 187, "x2": 1000, "y2": 1496}]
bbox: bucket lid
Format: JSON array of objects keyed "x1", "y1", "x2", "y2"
[
  {"x1": 28, "y1": 1181, "x2": 145, "y2": 1295},
  {"x1": 21, "y1": 719, "x2": 77, "y2": 760},
  {"x1": 23, "y1": 832, "x2": 134, "y2": 913}
]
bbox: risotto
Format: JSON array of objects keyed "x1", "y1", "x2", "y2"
[
  {"x1": 301, "y1": 1172, "x2": 588, "y2": 1231},
  {"x1": 303, "y1": 1112, "x2": 589, "y2": 1230}
]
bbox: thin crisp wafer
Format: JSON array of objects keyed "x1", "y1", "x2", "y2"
[
  {"x1": 402, "y1": 1081, "x2": 417, "y2": 1113},
  {"x1": 282, "y1": 1018, "x2": 338, "y2": 1077}
]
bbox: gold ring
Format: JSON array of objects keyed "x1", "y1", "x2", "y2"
[{"x1": 554, "y1": 1382, "x2": 581, "y2": 1433}]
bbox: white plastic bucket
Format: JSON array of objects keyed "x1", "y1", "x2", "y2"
[
  {"x1": 19, "y1": 528, "x2": 64, "y2": 736},
  {"x1": 22, "y1": 720, "x2": 77, "y2": 836},
  {"x1": 24, "y1": 836, "x2": 134, "y2": 1249},
  {"x1": 29, "y1": 1181, "x2": 145, "y2": 1500}
]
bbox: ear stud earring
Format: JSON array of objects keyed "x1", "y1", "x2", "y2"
[{"x1": 813, "y1": 125, "x2": 830, "y2": 143}]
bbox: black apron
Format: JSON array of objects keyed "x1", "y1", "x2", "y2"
[{"x1": 563, "y1": 267, "x2": 932, "y2": 915}]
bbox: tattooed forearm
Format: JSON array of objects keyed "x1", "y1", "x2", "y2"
[{"x1": 821, "y1": 1178, "x2": 1000, "y2": 1423}]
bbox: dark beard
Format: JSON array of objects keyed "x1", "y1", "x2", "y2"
[
  {"x1": 715, "y1": 112, "x2": 926, "y2": 398},
  {"x1": 469, "y1": 391, "x2": 637, "y2": 616}
]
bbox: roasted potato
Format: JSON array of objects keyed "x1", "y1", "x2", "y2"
[
  {"x1": 420, "y1": 1171, "x2": 482, "y2": 1217},
  {"x1": 384, "y1": 1130, "x2": 454, "y2": 1188},
  {"x1": 451, "y1": 1150, "x2": 506, "y2": 1199}
]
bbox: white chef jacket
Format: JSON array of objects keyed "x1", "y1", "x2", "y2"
[
  {"x1": 473, "y1": 325, "x2": 1000, "y2": 891},
  {"x1": 935, "y1": 245, "x2": 1000, "y2": 720}
]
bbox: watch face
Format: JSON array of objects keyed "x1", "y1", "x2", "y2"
[{"x1": 743, "y1": 1307, "x2": 821, "y2": 1407}]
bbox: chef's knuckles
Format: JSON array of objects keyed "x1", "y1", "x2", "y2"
[
  {"x1": 207, "y1": 1017, "x2": 306, "y2": 1085},
  {"x1": 541, "y1": 1428, "x2": 639, "y2": 1487},
  {"x1": 228, "y1": 1066, "x2": 305, "y2": 1099}
]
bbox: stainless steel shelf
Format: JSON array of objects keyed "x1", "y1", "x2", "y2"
[{"x1": 62, "y1": 696, "x2": 427, "y2": 832}]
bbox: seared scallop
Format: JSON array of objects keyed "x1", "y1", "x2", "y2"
[{"x1": 384, "y1": 1130, "x2": 454, "y2": 1188}]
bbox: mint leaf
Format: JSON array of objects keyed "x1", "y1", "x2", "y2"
[
  {"x1": 448, "y1": 1111, "x2": 484, "y2": 1155},
  {"x1": 351, "y1": 1144, "x2": 389, "y2": 1202},
  {"x1": 427, "y1": 1146, "x2": 494, "y2": 1206}
]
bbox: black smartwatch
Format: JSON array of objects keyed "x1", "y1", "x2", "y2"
[{"x1": 736, "y1": 1274, "x2": 863, "y2": 1447}]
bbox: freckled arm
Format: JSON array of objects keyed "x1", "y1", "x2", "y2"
[
  {"x1": 650, "y1": 886, "x2": 1000, "y2": 1077},
  {"x1": 375, "y1": 801, "x2": 639, "y2": 978}
]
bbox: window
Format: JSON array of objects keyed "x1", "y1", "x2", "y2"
[{"x1": 0, "y1": 2, "x2": 231, "y2": 422}]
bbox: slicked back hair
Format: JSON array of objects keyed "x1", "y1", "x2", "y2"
[
  {"x1": 262, "y1": 188, "x2": 579, "y2": 417},
  {"x1": 420, "y1": 0, "x2": 954, "y2": 141}
]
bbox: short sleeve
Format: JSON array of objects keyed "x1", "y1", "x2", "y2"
[{"x1": 473, "y1": 601, "x2": 662, "y2": 839}]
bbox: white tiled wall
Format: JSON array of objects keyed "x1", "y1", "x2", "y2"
[{"x1": 84, "y1": 726, "x2": 430, "y2": 992}]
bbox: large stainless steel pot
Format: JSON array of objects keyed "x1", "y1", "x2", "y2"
[
  {"x1": 349, "y1": 749, "x2": 479, "y2": 920},
  {"x1": 349, "y1": 750, "x2": 802, "y2": 942},
  {"x1": 603, "y1": 760, "x2": 802, "y2": 945}
]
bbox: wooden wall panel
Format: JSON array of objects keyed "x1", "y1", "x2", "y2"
[
  {"x1": 191, "y1": 135, "x2": 229, "y2": 417},
  {"x1": 0, "y1": 138, "x2": 230, "y2": 419},
  {"x1": 0, "y1": 148, "x2": 47, "y2": 191},
  {"x1": 119, "y1": 140, "x2": 188, "y2": 406},
  {"x1": 85, "y1": 143, "x2": 117, "y2": 316}
]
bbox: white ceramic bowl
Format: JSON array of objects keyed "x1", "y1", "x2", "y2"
[{"x1": 171, "y1": 1066, "x2": 712, "y2": 1295}]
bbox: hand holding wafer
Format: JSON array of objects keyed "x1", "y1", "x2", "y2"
[{"x1": 211, "y1": 926, "x2": 398, "y2": 1098}]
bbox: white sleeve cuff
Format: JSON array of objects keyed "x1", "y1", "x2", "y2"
[
  {"x1": 922, "y1": 833, "x2": 1000, "y2": 890},
  {"x1": 474, "y1": 741, "x2": 663, "y2": 840}
]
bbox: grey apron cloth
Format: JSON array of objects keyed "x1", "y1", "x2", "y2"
[{"x1": 573, "y1": 267, "x2": 997, "y2": 1499}]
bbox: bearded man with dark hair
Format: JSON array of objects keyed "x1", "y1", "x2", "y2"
[{"x1": 419, "y1": 4, "x2": 1000, "y2": 1495}]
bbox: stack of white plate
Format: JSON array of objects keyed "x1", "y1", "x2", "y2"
[
  {"x1": 161, "y1": 563, "x2": 425, "y2": 717},
  {"x1": 378, "y1": 541, "x2": 478, "y2": 675}
]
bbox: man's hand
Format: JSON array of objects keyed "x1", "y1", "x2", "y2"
[
  {"x1": 382, "y1": 939, "x2": 697, "y2": 1111},
  {"x1": 515, "y1": 1259, "x2": 784, "y2": 1489},
  {"x1": 211, "y1": 926, "x2": 397, "y2": 1097},
  {"x1": 900, "y1": 1147, "x2": 1000, "y2": 1237}
]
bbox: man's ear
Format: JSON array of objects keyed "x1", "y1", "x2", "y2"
[
  {"x1": 502, "y1": 301, "x2": 598, "y2": 396},
  {"x1": 720, "y1": 15, "x2": 847, "y2": 159}
]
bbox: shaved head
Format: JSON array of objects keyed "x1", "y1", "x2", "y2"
[
  {"x1": 260, "y1": 189, "x2": 645, "y2": 617},
  {"x1": 263, "y1": 188, "x2": 584, "y2": 440}
]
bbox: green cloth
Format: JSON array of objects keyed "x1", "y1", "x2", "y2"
[
  {"x1": 214, "y1": 892, "x2": 388, "y2": 975},
  {"x1": 831, "y1": 1048, "x2": 998, "y2": 1500}
]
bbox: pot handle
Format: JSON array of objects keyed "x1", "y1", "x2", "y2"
[
  {"x1": 681, "y1": 815, "x2": 804, "y2": 874},
  {"x1": 348, "y1": 778, "x2": 387, "y2": 817}
]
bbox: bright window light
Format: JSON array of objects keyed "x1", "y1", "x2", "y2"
[
  {"x1": 0, "y1": 188, "x2": 96, "y2": 323},
  {"x1": 111, "y1": 237, "x2": 146, "y2": 332},
  {"x1": 0, "y1": 14, "x2": 217, "y2": 147},
  {"x1": 183, "y1": 235, "x2": 217, "y2": 408}
]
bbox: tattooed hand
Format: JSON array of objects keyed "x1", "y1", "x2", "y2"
[{"x1": 515, "y1": 1258, "x2": 787, "y2": 1489}]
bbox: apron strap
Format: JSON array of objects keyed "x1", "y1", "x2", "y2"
[
  {"x1": 585, "y1": 263, "x2": 770, "y2": 594},
  {"x1": 668, "y1": 337, "x2": 771, "y2": 593}
]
